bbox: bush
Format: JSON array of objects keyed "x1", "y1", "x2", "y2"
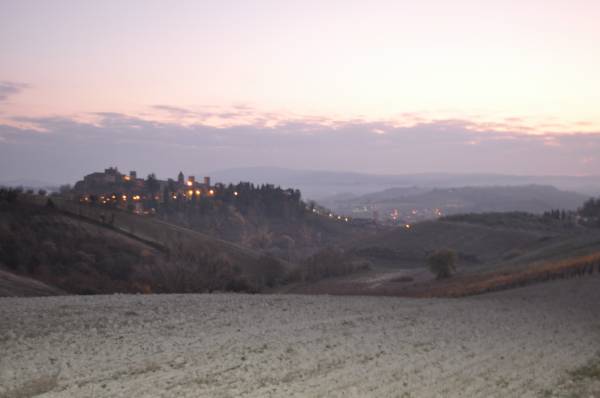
[
  {"x1": 427, "y1": 249, "x2": 456, "y2": 279},
  {"x1": 253, "y1": 254, "x2": 286, "y2": 288},
  {"x1": 290, "y1": 247, "x2": 369, "y2": 283}
]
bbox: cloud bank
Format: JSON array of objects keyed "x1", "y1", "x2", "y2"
[
  {"x1": 1, "y1": 110, "x2": 599, "y2": 184},
  {"x1": 0, "y1": 82, "x2": 29, "y2": 102}
]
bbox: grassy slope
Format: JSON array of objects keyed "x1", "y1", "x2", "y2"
[
  {"x1": 347, "y1": 220, "x2": 550, "y2": 268},
  {"x1": 1, "y1": 197, "x2": 292, "y2": 296},
  {"x1": 415, "y1": 252, "x2": 600, "y2": 297},
  {"x1": 0, "y1": 269, "x2": 65, "y2": 297},
  {"x1": 282, "y1": 213, "x2": 600, "y2": 297},
  {"x1": 0, "y1": 201, "x2": 167, "y2": 295},
  {"x1": 48, "y1": 197, "x2": 266, "y2": 267},
  {"x1": 347, "y1": 213, "x2": 600, "y2": 271}
]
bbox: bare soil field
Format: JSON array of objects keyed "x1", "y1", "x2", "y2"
[{"x1": 1, "y1": 276, "x2": 599, "y2": 398}]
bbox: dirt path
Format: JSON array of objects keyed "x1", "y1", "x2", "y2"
[{"x1": 1, "y1": 276, "x2": 599, "y2": 397}]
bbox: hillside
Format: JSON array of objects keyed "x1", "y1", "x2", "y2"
[
  {"x1": 0, "y1": 195, "x2": 292, "y2": 296},
  {"x1": 154, "y1": 199, "x2": 370, "y2": 261},
  {"x1": 4, "y1": 187, "x2": 599, "y2": 299},
  {"x1": 0, "y1": 269, "x2": 64, "y2": 297},
  {"x1": 347, "y1": 214, "x2": 585, "y2": 268},
  {"x1": 283, "y1": 212, "x2": 600, "y2": 297},
  {"x1": 67, "y1": 168, "x2": 370, "y2": 261}
]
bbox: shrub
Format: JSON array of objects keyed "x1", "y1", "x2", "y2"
[
  {"x1": 290, "y1": 247, "x2": 369, "y2": 282},
  {"x1": 253, "y1": 254, "x2": 286, "y2": 288},
  {"x1": 427, "y1": 249, "x2": 456, "y2": 279}
]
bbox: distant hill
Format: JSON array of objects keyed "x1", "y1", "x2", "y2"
[
  {"x1": 322, "y1": 185, "x2": 590, "y2": 221},
  {"x1": 210, "y1": 167, "x2": 600, "y2": 199},
  {"x1": 0, "y1": 179, "x2": 60, "y2": 191}
]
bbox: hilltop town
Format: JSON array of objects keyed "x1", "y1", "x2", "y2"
[
  {"x1": 73, "y1": 167, "x2": 216, "y2": 215},
  {"x1": 71, "y1": 167, "x2": 355, "y2": 223}
]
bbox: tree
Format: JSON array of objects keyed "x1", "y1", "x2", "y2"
[
  {"x1": 253, "y1": 255, "x2": 286, "y2": 288},
  {"x1": 5, "y1": 188, "x2": 19, "y2": 203},
  {"x1": 579, "y1": 198, "x2": 600, "y2": 218},
  {"x1": 426, "y1": 249, "x2": 456, "y2": 279},
  {"x1": 59, "y1": 184, "x2": 72, "y2": 195}
]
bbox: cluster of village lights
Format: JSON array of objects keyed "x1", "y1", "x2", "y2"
[
  {"x1": 80, "y1": 190, "x2": 359, "y2": 226},
  {"x1": 310, "y1": 207, "x2": 350, "y2": 222},
  {"x1": 171, "y1": 188, "x2": 230, "y2": 200},
  {"x1": 85, "y1": 193, "x2": 146, "y2": 204},
  {"x1": 83, "y1": 188, "x2": 242, "y2": 204}
]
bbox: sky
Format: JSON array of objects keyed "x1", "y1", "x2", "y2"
[{"x1": 1, "y1": 0, "x2": 600, "y2": 184}]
